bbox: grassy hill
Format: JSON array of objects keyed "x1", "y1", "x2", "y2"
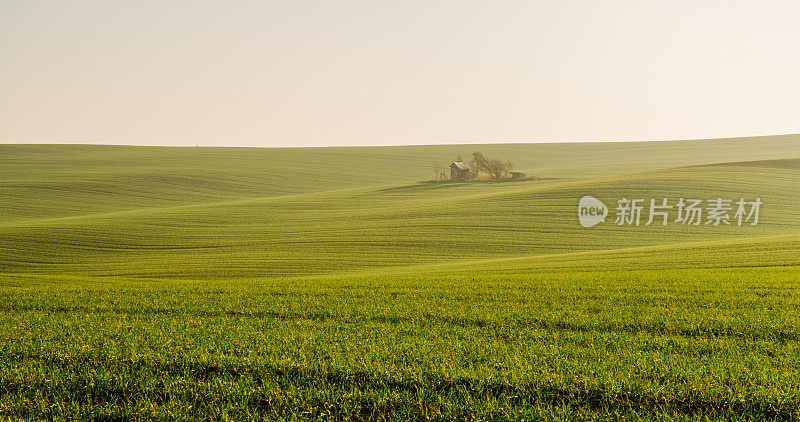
[
  {"x1": 1, "y1": 136, "x2": 800, "y2": 420},
  {"x1": 3, "y1": 150, "x2": 799, "y2": 279},
  {"x1": 3, "y1": 133, "x2": 800, "y2": 222}
]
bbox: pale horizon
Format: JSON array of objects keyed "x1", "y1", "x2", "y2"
[
  {"x1": 3, "y1": 1, "x2": 799, "y2": 148},
  {"x1": 4, "y1": 132, "x2": 800, "y2": 149}
]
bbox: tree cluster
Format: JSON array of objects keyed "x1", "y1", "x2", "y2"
[{"x1": 469, "y1": 152, "x2": 513, "y2": 180}]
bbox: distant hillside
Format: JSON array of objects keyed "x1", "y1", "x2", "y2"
[
  {"x1": 2, "y1": 134, "x2": 800, "y2": 222},
  {"x1": 3, "y1": 156, "x2": 799, "y2": 279}
]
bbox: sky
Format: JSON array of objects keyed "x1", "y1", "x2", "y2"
[{"x1": 1, "y1": 0, "x2": 799, "y2": 147}]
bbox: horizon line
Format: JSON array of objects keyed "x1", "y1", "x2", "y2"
[{"x1": 1, "y1": 132, "x2": 797, "y2": 149}]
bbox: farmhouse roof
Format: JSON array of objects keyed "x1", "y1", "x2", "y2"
[{"x1": 450, "y1": 161, "x2": 470, "y2": 170}]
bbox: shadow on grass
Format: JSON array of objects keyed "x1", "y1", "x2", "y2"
[
  {"x1": 3, "y1": 351, "x2": 798, "y2": 420},
  {"x1": 5, "y1": 304, "x2": 800, "y2": 343},
  {"x1": 376, "y1": 177, "x2": 553, "y2": 194}
]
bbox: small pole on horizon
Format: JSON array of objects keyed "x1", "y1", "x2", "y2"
[{"x1": 195, "y1": 139, "x2": 198, "y2": 148}]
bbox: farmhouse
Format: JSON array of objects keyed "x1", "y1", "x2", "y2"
[
  {"x1": 510, "y1": 171, "x2": 526, "y2": 180},
  {"x1": 450, "y1": 161, "x2": 473, "y2": 179}
]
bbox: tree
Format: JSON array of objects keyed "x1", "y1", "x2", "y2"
[
  {"x1": 433, "y1": 163, "x2": 446, "y2": 179},
  {"x1": 469, "y1": 151, "x2": 513, "y2": 180}
]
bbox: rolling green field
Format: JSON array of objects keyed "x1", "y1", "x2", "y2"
[{"x1": 2, "y1": 135, "x2": 800, "y2": 420}]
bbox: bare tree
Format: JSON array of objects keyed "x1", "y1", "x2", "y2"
[
  {"x1": 470, "y1": 152, "x2": 513, "y2": 180},
  {"x1": 433, "y1": 163, "x2": 446, "y2": 179}
]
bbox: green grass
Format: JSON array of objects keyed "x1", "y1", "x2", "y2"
[
  {"x1": 2, "y1": 269, "x2": 800, "y2": 420},
  {"x1": 1, "y1": 135, "x2": 800, "y2": 420},
  {"x1": 4, "y1": 157, "x2": 799, "y2": 278},
  {"x1": 4, "y1": 134, "x2": 800, "y2": 221}
]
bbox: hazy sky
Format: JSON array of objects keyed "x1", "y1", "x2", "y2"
[{"x1": 2, "y1": 1, "x2": 798, "y2": 147}]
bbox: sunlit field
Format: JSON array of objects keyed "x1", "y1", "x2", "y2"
[{"x1": 2, "y1": 135, "x2": 800, "y2": 420}]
